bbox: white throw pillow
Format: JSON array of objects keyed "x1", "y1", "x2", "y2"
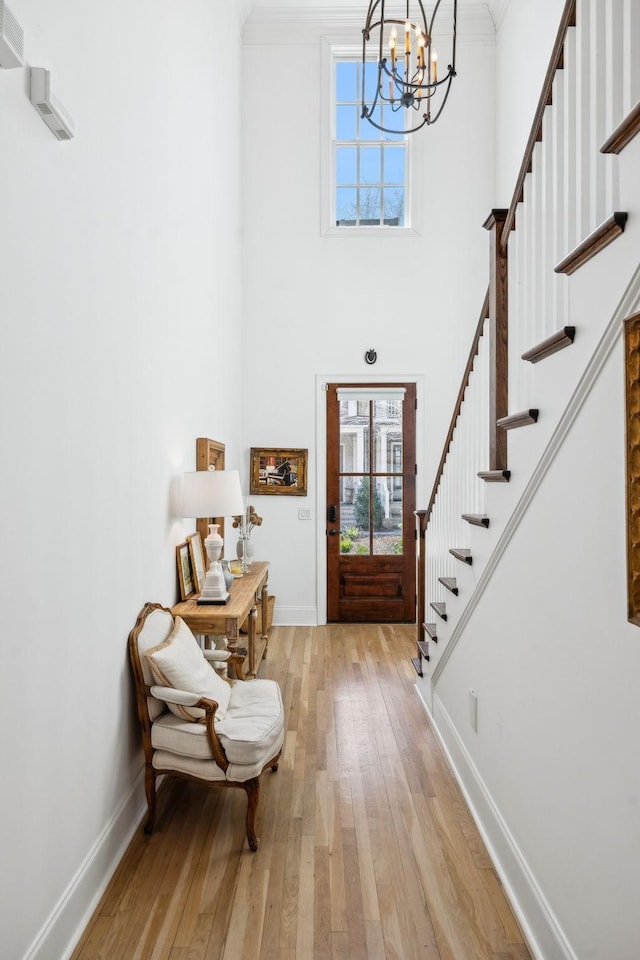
[{"x1": 145, "y1": 616, "x2": 232, "y2": 722}]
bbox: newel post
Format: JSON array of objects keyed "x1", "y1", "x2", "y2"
[
  {"x1": 415, "y1": 509, "x2": 427, "y2": 645},
  {"x1": 483, "y1": 209, "x2": 509, "y2": 472}
]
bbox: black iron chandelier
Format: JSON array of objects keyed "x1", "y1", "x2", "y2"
[{"x1": 361, "y1": 0, "x2": 458, "y2": 134}]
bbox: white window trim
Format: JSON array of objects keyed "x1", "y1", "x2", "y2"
[{"x1": 320, "y1": 39, "x2": 422, "y2": 238}]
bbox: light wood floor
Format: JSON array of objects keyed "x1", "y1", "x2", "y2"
[{"x1": 71, "y1": 624, "x2": 532, "y2": 960}]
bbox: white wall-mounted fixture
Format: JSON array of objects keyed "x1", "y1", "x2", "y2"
[
  {"x1": 0, "y1": 1, "x2": 24, "y2": 68},
  {"x1": 29, "y1": 67, "x2": 75, "y2": 140}
]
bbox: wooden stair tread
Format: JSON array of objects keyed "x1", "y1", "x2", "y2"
[
  {"x1": 417, "y1": 640, "x2": 430, "y2": 658},
  {"x1": 478, "y1": 470, "x2": 511, "y2": 482},
  {"x1": 423, "y1": 622, "x2": 438, "y2": 642},
  {"x1": 410, "y1": 657, "x2": 424, "y2": 676},
  {"x1": 462, "y1": 513, "x2": 490, "y2": 528},
  {"x1": 554, "y1": 212, "x2": 627, "y2": 276},
  {"x1": 438, "y1": 577, "x2": 458, "y2": 595},
  {"x1": 521, "y1": 326, "x2": 575, "y2": 363},
  {"x1": 601, "y1": 100, "x2": 640, "y2": 154},
  {"x1": 497, "y1": 409, "x2": 539, "y2": 430},
  {"x1": 430, "y1": 602, "x2": 447, "y2": 621},
  {"x1": 450, "y1": 548, "x2": 472, "y2": 565}
]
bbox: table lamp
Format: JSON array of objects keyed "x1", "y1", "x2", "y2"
[{"x1": 182, "y1": 468, "x2": 244, "y2": 604}]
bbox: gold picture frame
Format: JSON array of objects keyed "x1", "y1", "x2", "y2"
[
  {"x1": 176, "y1": 541, "x2": 195, "y2": 600},
  {"x1": 187, "y1": 532, "x2": 206, "y2": 594},
  {"x1": 250, "y1": 447, "x2": 308, "y2": 496}
]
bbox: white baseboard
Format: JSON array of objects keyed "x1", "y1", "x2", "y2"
[
  {"x1": 272, "y1": 605, "x2": 318, "y2": 626},
  {"x1": 23, "y1": 770, "x2": 146, "y2": 960},
  {"x1": 415, "y1": 687, "x2": 578, "y2": 960}
]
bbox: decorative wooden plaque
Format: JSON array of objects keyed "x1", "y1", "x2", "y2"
[
  {"x1": 196, "y1": 438, "x2": 226, "y2": 548},
  {"x1": 625, "y1": 315, "x2": 640, "y2": 626}
]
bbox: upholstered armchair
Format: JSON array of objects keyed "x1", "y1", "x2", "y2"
[{"x1": 128, "y1": 602, "x2": 284, "y2": 851}]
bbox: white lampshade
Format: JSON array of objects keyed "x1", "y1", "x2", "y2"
[{"x1": 182, "y1": 469, "x2": 244, "y2": 519}]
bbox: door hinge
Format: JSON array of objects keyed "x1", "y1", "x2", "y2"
[{"x1": 415, "y1": 397, "x2": 418, "y2": 410}]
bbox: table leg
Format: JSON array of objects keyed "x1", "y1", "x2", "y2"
[
  {"x1": 247, "y1": 604, "x2": 258, "y2": 677},
  {"x1": 260, "y1": 584, "x2": 269, "y2": 640}
]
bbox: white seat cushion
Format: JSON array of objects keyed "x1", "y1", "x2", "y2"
[
  {"x1": 145, "y1": 616, "x2": 232, "y2": 721},
  {"x1": 217, "y1": 679, "x2": 284, "y2": 766},
  {"x1": 151, "y1": 678, "x2": 284, "y2": 781}
]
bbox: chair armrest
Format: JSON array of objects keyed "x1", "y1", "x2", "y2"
[
  {"x1": 150, "y1": 685, "x2": 218, "y2": 710},
  {"x1": 148, "y1": 685, "x2": 229, "y2": 771},
  {"x1": 203, "y1": 648, "x2": 246, "y2": 680}
]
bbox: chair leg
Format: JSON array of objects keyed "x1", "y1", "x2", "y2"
[
  {"x1": 144, "y1": 763, "x2": 157, "y2": 835},
  {"x1": 244, "y1": 778, "x2": 260, "y2": 851}
]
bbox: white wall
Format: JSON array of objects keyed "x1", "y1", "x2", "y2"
[
  {"x1": 0, "y1": 3, "x2": 245, "y2": 958},
  {"x1": 241, "y1": 22, "x2": 496, "y2": 624}
]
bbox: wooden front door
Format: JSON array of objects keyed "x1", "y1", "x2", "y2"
[{"x1": 326, "y1": 382, "x2": 416, "y2": 622}]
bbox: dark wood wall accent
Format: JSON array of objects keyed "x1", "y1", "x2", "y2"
[
  {"x1": 196, "y1": 437, "x2": 226, "y2": 548},
  {"x1": 625, "y1": 315, "x2": 640, "y2": 627}
]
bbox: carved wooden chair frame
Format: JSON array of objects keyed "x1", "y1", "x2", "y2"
[{"x1": 128, "y1": 601, "x2": 281, "y2": 850}]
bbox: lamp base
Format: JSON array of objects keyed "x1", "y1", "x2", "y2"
[{"x1": 197, "y1": 593, "x2": 230, "y2": 605}]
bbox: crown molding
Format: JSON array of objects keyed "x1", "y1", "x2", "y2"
[{"x1": 244, "y1": 4, "x2": 496, "y2": 45}]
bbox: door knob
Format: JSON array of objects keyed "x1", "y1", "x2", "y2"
[{"x1": 328, "y1": 529, "x2": 338, "y2": 535}]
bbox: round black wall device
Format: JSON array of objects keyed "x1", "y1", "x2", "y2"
[{"x1": 364, "y1": 348, "x2": 377, "y2": 365}]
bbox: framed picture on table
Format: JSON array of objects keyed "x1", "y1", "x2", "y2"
[
  {"x1": 176, "y1": 541, "x2": 195, "y2": 600},
  {"x1": 187, "y1": 532, "x2": 206, "y2": 594}
]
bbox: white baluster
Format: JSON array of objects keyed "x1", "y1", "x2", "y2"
[
  {"x1": 562, "y1": 25, "x2": 578, "y2": 255},
  {"x1": 551, "y1": 67, "x2": 568, "y2": 329},
  {"x1": 576, "y1": 0, "x2": 592, "y2": 239}
]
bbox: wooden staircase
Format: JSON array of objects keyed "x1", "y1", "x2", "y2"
[{"x1": 412, "y1": 0, "x2": 639, "y2": 679}]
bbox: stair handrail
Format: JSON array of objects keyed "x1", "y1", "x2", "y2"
[
  {"x1": 425, "y1": 288, "x2": 490, "y2": 524},
  {"x1": 499, "y1": 0, "x2": 577, "y2": 254}
]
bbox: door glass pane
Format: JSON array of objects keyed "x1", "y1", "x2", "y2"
[
  {"x1": 372, "y1": 478, "x2": 403, "y2": 555},
  {"x1": 374, "y1": 399, "x2": 403, "y2": 471},
  {"x1": 339, "y1": 402, "x2": 370, "y2": 473},
  {"x1": 341, "y1": 476, "x2": 371, "y2": 554}
]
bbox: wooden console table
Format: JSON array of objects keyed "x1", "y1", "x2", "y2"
[{"x1": 172, "y1": 561, "x2": 270, "y2": 678}]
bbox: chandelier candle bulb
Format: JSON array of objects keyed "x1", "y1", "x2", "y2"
[
  {"x1": 431, "y1": 50, "x2": 438, "y2": 83},
  {"x1": 405, "y1": 19, "x2": 411, "y2": 52}
]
